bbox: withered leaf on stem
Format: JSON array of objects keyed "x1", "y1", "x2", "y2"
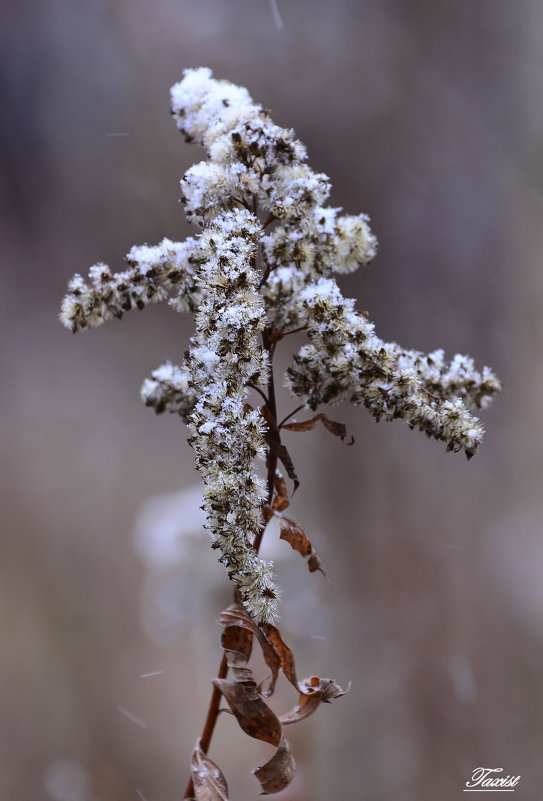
[
  {"x1": 280, "y1": 676, "x2": 350, "y2": 725},
  {"x1": 272, "y1": 470, "x2": 290, "y2": 512},
  {"x1": 282, "y1": 413, "x2": 354, "y2": 445},
  {"x1": 215, "y1": 606, "x2": 347, "y2": 793},
  {"x1": 220, "y1": 604, "x2": 280, "y2": 696},
  {"x1": 221, "y1": 624, "x2": 254, "y2": 683},
  {"x1": 270, "y1": 440, "x2": 300, "y2": 493},
  {"x1": 273, "y1": 513, "x2": 326, "y2": 576},
  {"x1": 253, "y1": 736, "x2": 296, "y2": 795},
  {"x1": 260, "y1": 623, "x2": 299, "y2": 690},
  {"x1": 261, "y1": 405, "x2": 300, "y2": 492},
  {"x1": 213, "y1": 679, "x2": 282, "y2": 746},
  {"x1": 221, "y1": 622, "x2": 253, "y2": 659},
  {"x1": 191, "y1": 739, "x2": 229, "y2": 801},
  {"x1": 271, "y1": 470, "x2": 290, "y2": 512}
]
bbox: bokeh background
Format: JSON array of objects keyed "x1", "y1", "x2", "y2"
[{"x1": 2, "y1": 1, "x2": 543, "y2": 799}]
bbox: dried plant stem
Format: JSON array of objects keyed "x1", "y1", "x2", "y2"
[
  {"x1": 182, "y1": 653, "x2": 228, "y2": 800},
  {"x1": 183, "y1": 330, "x2": 278, "y2": 800}
]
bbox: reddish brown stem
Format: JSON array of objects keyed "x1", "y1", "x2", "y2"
[{"x1": 182, "y1": 652, "x2": 228, "y2": 800}]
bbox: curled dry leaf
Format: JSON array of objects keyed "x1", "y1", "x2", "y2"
[
  {"x1": 216, "y1": 610, "x2": 297, "y2": 793},
  {"x1": 273, "y1": 512, "x2": 326, "y2": 576},
  {"x1": 191, "y1": 739, "x2": 229, "y2": 801},
  {"x1": 260, "y1": 623, "x2": 298, "y2": 690},
  {"x1": 215, "y1": 604, "x2": 347, "y2": 793},
  {"x1": 253, "y1": 736, "x2": 296, "y2": 795},
  {"x1": 220, "y1": 604, "x2": 280, "y2": 696},
  {"x1": 271, "y1": 470, "x2": 290, "y2": 512},
  {"x1": 221, "y1": 624, "x2": 254, "y2": 683},
  {"x1": 213, "y1": 678, "x2": 282, "y2": 746},
  {"x1": 270, "y1": 440, "x2": 300, "y2": 493},
  {"x1": 282, "y1": 413, "x2": 354, "y2": 445},
  {"x1": 280, "y1": 676, "x2": 350, "y2": 725},
  {"x1": 221, "y1": 622, "x2": 253, "y2": 662}
]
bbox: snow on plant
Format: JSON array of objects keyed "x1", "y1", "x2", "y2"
[{"x1": 60, "y1": 67, "x2": 500, "y2": 798}]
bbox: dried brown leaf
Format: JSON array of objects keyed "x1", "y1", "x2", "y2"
[
  {"x1": 260, "y1": 403, "x2": 276, "y2": 430},
  {"x1": 280, "y1": 419, "x2": 316, "y2": 432},
  {"x1": 274, "y1": 514, "x2": 326, "y2": 576},
  {"x1": 253, "y1": 736, "x2": 296, "y2": 795},
  {"x1": 280, "y1": 676, "x2": 350, "y2": 725},
  {"x1": 279, "y1": 692, "x2": 321, "y2": 725},
  {"x1": 221, "y1": 625, "x2": 254, "y2": 683},
  {"x1": 282, "y1": 413, "x2": 354, "y2": 445},
  {"x1": 277, "y1": 516, "x2": 311, "y2": 557},
  {"x1": 260, "y1": 623, "x2": 298, "y2": 690},
  {"x1": 213, "y1": 679, "x2": 282, "y2": 746},
  {"x1": 191, "y1": 739, "x2": 229, "y2": 801},
  {"x1": 221, "y1": 623, "x2": 253, "y2": 664},
  {"x1": 221, "y1": 622, "x2": 253, "y2": 658},
  {"x1": 271, "y1": 471, "x2": 290, "y2": 512},
  {"x1": 214, "y1": 608, "x2": 347, "y2": 793},
  {"x1": 220, "y1": 605, "x2": 280, "y2": 697},
  {"x1": 272, "y1": 441, "x2": 300, "y2": 492}
]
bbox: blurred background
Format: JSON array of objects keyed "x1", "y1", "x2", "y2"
[{"x1": 2, "y1": 1, "x2": 543, "y2": 799}]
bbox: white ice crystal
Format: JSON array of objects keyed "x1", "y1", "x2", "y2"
[
  {"x1": 185, "y1": 208, "x2": 279, "y2": 622},
  {"x1": 285, "y1": 277, "x2": 497, "y2": 457},
  {"x1": 141, "y1": 362, "x2": 195, "y2": 419}
]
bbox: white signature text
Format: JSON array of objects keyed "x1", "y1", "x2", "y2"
[{"x1": 464, "y1": 767, "x2": 521, "y2": 792}]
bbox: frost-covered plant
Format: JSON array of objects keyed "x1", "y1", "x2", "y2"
[{"x1": 60, "y1": 68, "x2": 500, "y2": 799}]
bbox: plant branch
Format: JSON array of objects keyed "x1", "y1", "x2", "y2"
[
  {"x1": 278, "y1": 404, "x2": 305, "y2": 430},
  {"x1": 249, "y1": 383, "x2": 269, "y2": 405},
  {"x1": 280, "y1": 324, "x2": 308, "y2": 338},
  {"x1": 182, "y1": 651, "x2": 229, "y2": 800}
]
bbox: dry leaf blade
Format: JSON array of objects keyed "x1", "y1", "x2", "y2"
[
  {"x1": 282, "y1": 413, "x2": 354, "y2": 445},
  {"x1": 220, "y1": 604, "x2": 280, "y2": 696},
  {"x1": 260, "y1": 623, "x2": 299, "y2": 690},
  {"x1": 191, "y1": 739, "x2": 229, "y2": 801},
  {"x1": 280, "y1": 676, "x2": 350, "y2": 725},
  {"x1": 274, "y1": 514, "x2": 326, "y2": 576},
  {"x1": 271, "y1": 471, "x2": 290, "y2": 511},
  {"x1": 213, "y1": 679, "x2": 282, "y2": 746},
  {"x1": 253, "y1": 736, "x2": 296, "y2": 795}
]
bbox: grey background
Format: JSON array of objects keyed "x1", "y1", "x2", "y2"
[{"x1": 2, "y1": 1, "x2": 542, "y2": 799}]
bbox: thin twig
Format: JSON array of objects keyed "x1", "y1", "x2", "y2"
[
  {"x1": 280, "y1": 324, "x2": 308, "y2": 338},
  {"x1": 278, "y1": 404, "x2": 305, "y2": 429},
  {"x1": 249, "y1": 383, "x2": 269, "y2": 404},
  {"x1": 258, "y1": 253, "x2": 273, "y2": 289}
]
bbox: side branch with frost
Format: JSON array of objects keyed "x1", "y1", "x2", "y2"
[
  {"x1": 285, "y1": 278, "x2": 499, "y2": 457},
  {"x1": 59, "y1": 67, "x2": 500, "y2": 799}
]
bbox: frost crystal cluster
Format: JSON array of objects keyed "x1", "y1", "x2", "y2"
[
  {"x1": 60, "y1": 67, "x2": 500, "y2": 625},
  {"x1": 184, "y1": 209, "x2": 278, "y2": 623}
]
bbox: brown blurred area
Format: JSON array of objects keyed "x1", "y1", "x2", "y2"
[{"x1": 2, "y1": 1, "x2": 543, "y2": 799}]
